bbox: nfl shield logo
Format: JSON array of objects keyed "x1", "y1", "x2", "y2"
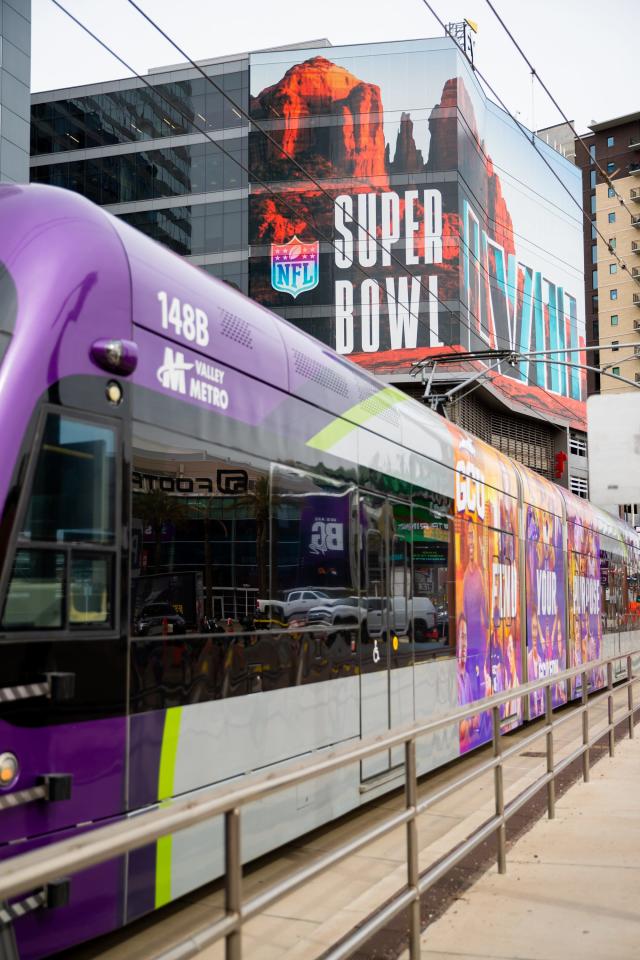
[{"x1": 271, "y1": 236, "x2": 319, "y2": 299}]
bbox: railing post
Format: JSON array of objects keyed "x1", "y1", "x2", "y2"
[
  {"x1": 607, "y1": 661, "x2": 615, "y2": 758},
  {"x1": 582, "y1": 670, "x2": 590, "y2": 783},
  {"x1": 492, "y1": 706, "x2": 506, "y2": 874},
  {"x1": 545, "y1": 685, "x2": 555, "y2": 820},
  {"x1": 627, "y1": 655, "x2": 635, "y2": 740},
  {"x1": 225, "y1": 808, "x2": 242, "y2": 960},
  {"x1": 405, "y1": 739, "x2": 421, "y2": 960}
]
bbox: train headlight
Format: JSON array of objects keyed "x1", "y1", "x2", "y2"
[
  {"x1": 106, "y1": 380, "x2": 123, "y2": 405},
  {"x1": 0, "y1": 752, "x2": 19, "y2": 789}
]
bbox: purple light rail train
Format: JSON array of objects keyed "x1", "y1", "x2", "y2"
[{"x1": 0, "y1": 185, "x2": 638, "y2": 959}]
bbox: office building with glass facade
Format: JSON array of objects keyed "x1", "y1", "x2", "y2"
[
  {"x1": 1, "y1": 0, "x2": 30, "y2": 183},
  {"x1": 31, "y1": 47, "x2": 254, "y2": 290}
]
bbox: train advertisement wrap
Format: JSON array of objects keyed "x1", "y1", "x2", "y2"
[
  {"x1": 248, "y1": 39, "x2": 586, "y2": 421},
  {"x1": 523, "y1": 477, "x2": 567, "y2": 717},
  {"x1": 446, "y1": 424, "x2": 522, "y2": 753},
  {"x1": 567, "y1": 503, "x2": 605, "y2": 695}
]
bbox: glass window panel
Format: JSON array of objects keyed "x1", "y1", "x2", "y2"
[
  {"x1": 411, "y1": 491, "x2": 454, "y2": 660},
  {"x1": 22, "y1": 415, "x2": 116, "y2": 544},
  {"x1": 2, "y1": 549, "x2": 65, "y2": 629},
  {"x1": 69, "y1": 554, "x2": 112, "y2": 625}
]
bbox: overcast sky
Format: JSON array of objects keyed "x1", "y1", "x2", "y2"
[{"x1": 32, "y1": 0, "x2": 634, "y2": 136}]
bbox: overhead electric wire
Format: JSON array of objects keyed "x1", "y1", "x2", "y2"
[
  {"x1": 483, "y1": 0, "x2": 639, "y2": 231},
  {"x1": 49, "y1": 0, "x2": 596, "y2": 438},
  {"x1": 419, "y1": 0, "x2": 639, "y2": 289}
]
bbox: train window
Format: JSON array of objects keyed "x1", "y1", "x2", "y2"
[
  {"x1": 130, "y1": 430, "x2": 270, "y2": 629},
  {"x1": 411, "y1": 492, "x2": 454, "y2": 660},
  {"x1": 271, "y1": 465, "x2": 356, "y2": 613},
  {"x1": 0, "y1": 412, "x2": 119, "y2": 633},
  {"x1": 21, "y1": 415, "x2": 116, "y2": 544},
  {"x1": 2, "y1": 549, "x2": 65, "y2": 629},
  {"x1": 69, "y1": 554, "x2": 112, "y2": 626}
]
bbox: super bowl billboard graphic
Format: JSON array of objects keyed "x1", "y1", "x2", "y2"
[
  {"x1": 248, "y1": 39, "x2": 586, "y2": 421},
  {"x1": 445, "y1": 423, "x2": 522, "y2": 753}
]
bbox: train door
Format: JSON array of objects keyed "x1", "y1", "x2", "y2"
[
  {"x1": 360, "y1": 494, "x2": 391, "y2": 779},
  {"x1": 359, "y1": 495, "x2": 413, "y2": 781},
  {"x1": 0, "y1": 394, "x2": 127, "y2": 953}
]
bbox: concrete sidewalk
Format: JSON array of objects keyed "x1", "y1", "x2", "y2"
[{"x1": 409, "y1": 735, "x2": 640, "y2": 960}]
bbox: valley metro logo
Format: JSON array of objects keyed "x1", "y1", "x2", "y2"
[
  {"x1": 271, "y1": 236, "x2": 319, "y2": 298},
  {"x1": 157, "y1": 346, "x2": 194, "y2": 395}
]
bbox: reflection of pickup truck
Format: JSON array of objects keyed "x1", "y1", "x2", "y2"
[
  {"x1": 306, "y1": 596, "x2": 438, "y2": 642},
  {"x1": 306, "y1": 597, "x2": 368, "y2": 632},
  {"x1": 256, "y1": 589, "x2": 331, "y2": 626},
  {"x1": 367, "y1": 597, "x2": 438, "y2": 642}
]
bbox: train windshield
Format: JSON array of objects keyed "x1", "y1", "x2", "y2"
[{"x1": 1, "y1": 413, "x2": 118, "y2": 631}]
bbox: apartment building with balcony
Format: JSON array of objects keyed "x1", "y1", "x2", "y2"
[{"x1": 575, "y1": 111, "x2": 640, "y2": 396}]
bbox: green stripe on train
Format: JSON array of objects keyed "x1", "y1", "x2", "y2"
[
  {"x1": 155, "y1": 706, "x2": 183, "y2": 908},
  {"x1": 306, "y1": 386, "x2": 407, "y2": 452}
]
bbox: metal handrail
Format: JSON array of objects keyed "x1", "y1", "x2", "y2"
[{"x1": 0, "y1": 650, "x2": 638, "y2": 960}]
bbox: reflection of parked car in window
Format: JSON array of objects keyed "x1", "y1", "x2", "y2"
[
  {"x1": 134, "y1": 602, "x2": 186, "y2": 636},
  {"x1": 365, "y1": 597, "x2": 438, "y2": 641},
  {"x1": 306, "y1": 597, "x2": 370, "y2": 638},
  {"x1": 256, "y1": 589, "x2": 330, "y2": 625},
  {"x1": 306, "y1": 596, "x2": 438, "y2": 642}
]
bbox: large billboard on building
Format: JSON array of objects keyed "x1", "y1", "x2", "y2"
[{"x1": 248, "y1": 39, "x2": 586, "y2": 422}]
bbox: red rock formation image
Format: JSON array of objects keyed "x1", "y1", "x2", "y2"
[
  {"x1": 390, "y1": 113, "x2": 424, "y2": 174},
  {"x1": 250, "y1": 57, "x2": 388, "y2": 182}
]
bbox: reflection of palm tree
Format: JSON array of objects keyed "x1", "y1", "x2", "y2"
[{"x1": 134, "y1": 490, "x2": 185, "y2": 574}]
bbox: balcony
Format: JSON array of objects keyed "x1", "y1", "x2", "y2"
[
  {"x1": 636, "y1": 372, "x2": 640, "y2": 384},
  {"x1": 631, "y1": 162, "x2": 640, "y2": 175},
  {"x1": 633, "y1": 241, "x2": 640, "y2": 254},
  {"x1": 633, "y1": 215, "x2": 640, "y2": 228},
  {"x1": 633, "y1": 267, "x2": 640, "y2": 279},
  {"x1": 630, "y1": 134, "x2": 640, "y2": 149},
  {"x1": 634, "y1": 318, "x2": 640, "y2": 331},
  {"x1": 631, "y1": 188, "x2": 640, "y2": 202},
  {"x1": 634, "y1": 293, "x2": 640, "y2": 306}
]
